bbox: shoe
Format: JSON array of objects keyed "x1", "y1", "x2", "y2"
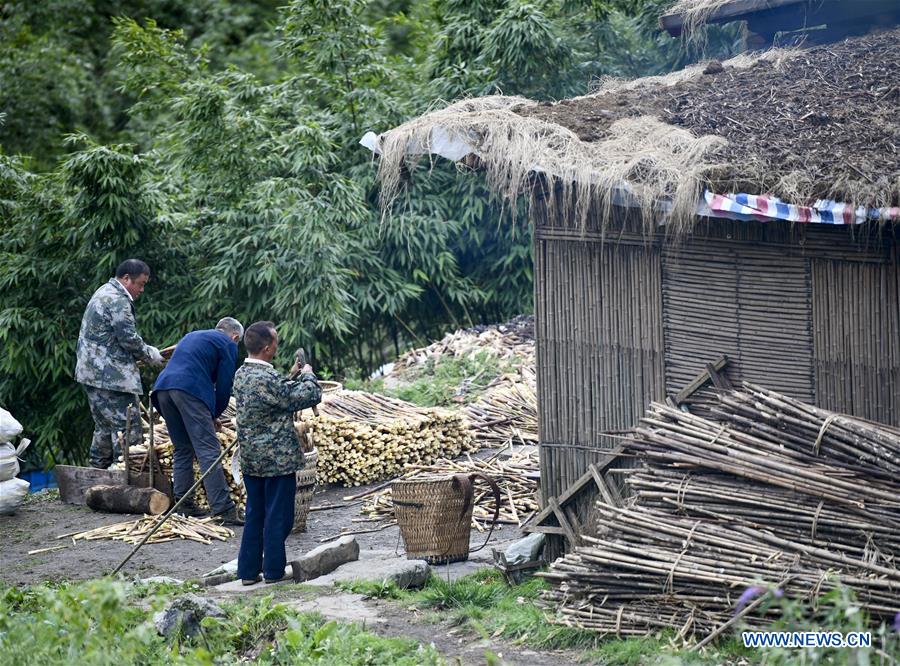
[
  {"x1": 174, "y1": 497, "x2": 207, "y2": 518},
  {"x1": 242, "y1": 575, "x2": 262, "y2": 586},
  {"x1": 264, "y1": 575, "x2": 288, "y2": 584},
  {"x1": 214, "y1": 506, "x2": 245, "y2": 526}
]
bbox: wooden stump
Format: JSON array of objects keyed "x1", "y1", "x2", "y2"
[{"x1": 85, "y1": 484, "x2": 172, "y2": 515}]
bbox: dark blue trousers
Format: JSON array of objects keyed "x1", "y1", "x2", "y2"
[{"x1": 237, "y1": 474, "x2": 296, "y2": 581}]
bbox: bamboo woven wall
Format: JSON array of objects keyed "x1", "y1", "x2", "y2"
[
  {"x1": 812, "y1": 253, "x2": 900, "y2": 422},
  {"x1": 661, "y1": 242, "x2": 815, "y2": 407},
  {"x1": 534, "y1": 199, "x2": 900, "y2": 556}
]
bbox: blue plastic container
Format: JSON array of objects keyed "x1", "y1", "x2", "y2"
[{"x1": 19, "y1": 470, "x2": 58, "y2": 492}]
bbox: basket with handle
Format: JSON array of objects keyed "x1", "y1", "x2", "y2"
[
  {"x1": 392, "y1": 472, "x2": 501, "y2": 565},
  {"x1": 292, "y1": 448, "x2": 318, "y2": 533}
]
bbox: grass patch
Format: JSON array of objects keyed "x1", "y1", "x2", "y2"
[
  {"x1": 0, "y1": 578, "x2": 442, "y2": 665},
  {"x1": 344, "y1": 351, "x2": 517, "y2": 407}
]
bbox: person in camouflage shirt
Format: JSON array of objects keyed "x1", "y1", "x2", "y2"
[
  {"x1": 75, "y1": 259, "x2": 164, "y2": 468},
  {"x1": 234, "y1": 321, "x2": 321, "y2": 584}
]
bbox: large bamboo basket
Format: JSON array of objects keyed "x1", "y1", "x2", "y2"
[
  {"x1": 292, "y1": 448, "x2": 318, "y2": 533},
  {"x1": 393, "y1": 473, "x2": 501, "y2": 565}
]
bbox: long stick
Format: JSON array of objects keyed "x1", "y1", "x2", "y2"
[
  {"x1": 109, "y1": 440, "x2": 236, "y2": 576},
  {"x1": 691, "y1": 594, "x2": 768, "y2": 651}
]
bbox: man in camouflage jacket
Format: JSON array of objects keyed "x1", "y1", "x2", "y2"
[
  {"x1": 75, "y1": 259, "x2": 164, "y2": 468},
  {"x1": 234, "y1": 321, "x2": 321, "y2": 584}
]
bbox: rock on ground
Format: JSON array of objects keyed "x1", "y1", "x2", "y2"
[{"x1": 153, "y1": 593, "x2": 225, "y2": 639}]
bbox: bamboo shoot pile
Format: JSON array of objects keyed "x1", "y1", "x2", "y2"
[
  {"x1": 541, "y1": 383, "x2": 900, "y2": 639},
  {"x1": 360, "y1": 446, "x2": 540, "y2": 528},
  {"x1": 303, "y1": 391, "x2": 475, "y2": 486},
  {"x1": 60, "y1": 514, "x2": 234, "y2": 545}
]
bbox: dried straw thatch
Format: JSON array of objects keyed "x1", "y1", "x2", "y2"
[
  {"x1": 376, "y1": 97, "x2": 726, "y2": 232},
  {"x1": 373, "y1": 27, "x2": 900, "y2": 231},
  {"x1": 663, "y1": 0, "x2": 745, "y2": 41}
]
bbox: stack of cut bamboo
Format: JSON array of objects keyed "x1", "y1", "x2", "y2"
[
  {"x1": 130, "y1": 409, "x2": 246, "y2": 513},
  {"x1": 61, "y1": 514, "x2": 234, "y2": 545},
  {"x1": 360, "y1": 446, "x2": 539, "y2": 528},
  {"x1": 464, "y1": 368, "x2": 538, "y2": 447},
  {"x1": 394, "y1": 316, "x2": 534, "y2": 373},
  {"x1": 541, "y1": 383, "x2": 900, "y2": 639},
  {"x1": 304, "y1": 391, "x2": 475, "y2": 486}
]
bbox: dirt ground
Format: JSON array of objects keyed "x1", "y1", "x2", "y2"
[
  {"x1": 0, "y1": 479, "x2": 521, "y2": 585},
  {"x1": 1, "y1": 479, "x2": 566, "y2": 665}
]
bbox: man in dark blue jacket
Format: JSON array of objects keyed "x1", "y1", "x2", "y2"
[{"x1": 152, "y1": 317, "x2": 244, "y2": 524}]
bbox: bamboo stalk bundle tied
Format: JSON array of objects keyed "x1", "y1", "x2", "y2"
[
  {"x1": 302, "y1": 390, "x2": 475, "y2": 487},
  {"x1": 541, "y1": 383, "x2": 900, "y2": 641}
]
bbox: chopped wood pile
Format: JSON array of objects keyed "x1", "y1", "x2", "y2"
[
  {"x1": 394, "y1": 315, "x2": 534, "y2": 372},
  {"x1": 358, "y1": 445, "x2": 539, "y2": 529},
  {"x1": 60, "y1": 514, "x2": 234, "y2": 545},
  {"x1": 304, "y1": 391, "x2": 475, "y2": 486},
  {"x1": 542, "y1": 383, "x2": 900, "y2": 639}
]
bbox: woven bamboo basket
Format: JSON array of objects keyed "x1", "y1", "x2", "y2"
[
  {"x1": 393, "y1": 473, "x2": 501, "y2": 565},
  {"x1": 292, "y1": 448, "x2": 317, "y2": 533}
]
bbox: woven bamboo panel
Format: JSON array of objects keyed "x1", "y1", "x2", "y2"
[
  {"x1": 812, "y1": 255, "x2": 900, "y2": 425},
  {"x1": 662, "y1": 241, "x2": 815, "y2": 406}
]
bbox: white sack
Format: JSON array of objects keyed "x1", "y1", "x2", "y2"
[
  {"x1": 0, "y1": 477, "x2": 29, "y2": 515},
  {"x1": 0, "y1": 443, "x2": 19, "y2": 482},
  {"x1": 0, "y1": 407, "x2": 22, "y2": 443}
]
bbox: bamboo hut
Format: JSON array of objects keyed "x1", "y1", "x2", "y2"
[{"x1": 365, "y1": 14, "x2": 900, "y2": 556}]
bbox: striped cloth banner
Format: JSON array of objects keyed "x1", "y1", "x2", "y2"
[{"x1": 698, "y1": 191, "x2": 900, "y2": 225}]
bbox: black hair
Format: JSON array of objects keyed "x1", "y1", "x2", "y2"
[
  {"x1": 244, "y1": 321, "x2": 276, "y2": 354},
  {"x1": 115, "y1": 259, "x2": 150, "y2": 279}
]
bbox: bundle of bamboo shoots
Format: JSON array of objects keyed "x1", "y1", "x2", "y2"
[
  {"x1": 359, "y1": 446, "x2": 540, "y2": 528},
  {"x1": 303, "y1": 391, "x2": 475, "y2": 486},
  {"x1": 60, "y1": 514, "x2": 233, "y2": 545},
  {"x1": 541, "y1": 383, "x2": 900, "y2": 639}
]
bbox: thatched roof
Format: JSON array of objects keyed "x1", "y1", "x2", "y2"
[{"x1": 370, "y1": 27, "x2": 900, "y2": 230}]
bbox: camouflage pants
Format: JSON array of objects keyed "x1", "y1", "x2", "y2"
[{"x1": 82, "y1": 386, "x2": 140, "y2": 469}]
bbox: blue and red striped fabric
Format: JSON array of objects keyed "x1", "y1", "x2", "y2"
[{"x1": 699, "y1": 191, "x2": 900, "y2": 225}]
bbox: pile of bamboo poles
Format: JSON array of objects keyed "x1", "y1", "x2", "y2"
[
  {"x1": 464, "y1": 368, "x2": 538, "y2": 447},
  {"x1": 60, "y1": 514, "x2": 233, "y2": 545},
  {"x1": 542, "y1": 503, "x2": 900, "y2": 637},
  {"x1": 359, "y1": 446, "x2": 540, "y2": 529},
  {"x1": 394, "y1": 316, "x2": 534, "y2": 373},
  {"x1": 541, "y1": 383, "x2": 900, "y2": 639},
  {"x1": 303, "y1": 391, "x2": 475, "y2": 486}
]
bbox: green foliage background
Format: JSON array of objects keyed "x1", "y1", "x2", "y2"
[{"x1": 0, "y1": 0, "x2": 743, "y2": 466}]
